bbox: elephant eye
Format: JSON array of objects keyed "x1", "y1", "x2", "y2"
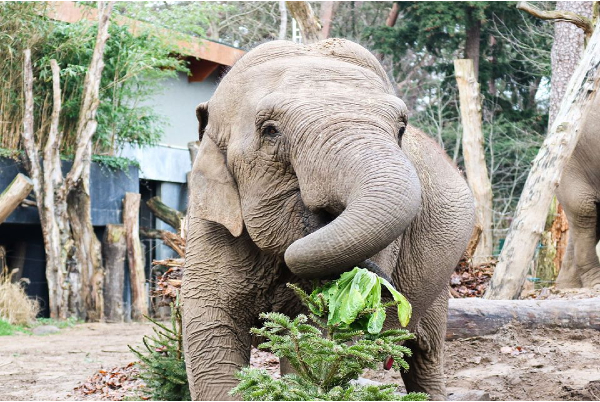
[
  {"x1": 261, "y1": 124, "x2": 280, "y2": 138},
  {"x1": 398, "y1": 123, "x2": 406, "y2": 145}
]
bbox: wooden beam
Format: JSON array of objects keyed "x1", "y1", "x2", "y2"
[{"x1": 187, "y1": 58, "x2": 220, "y2": 83}]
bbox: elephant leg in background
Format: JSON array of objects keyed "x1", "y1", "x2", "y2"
[
  {"x1": 183, "y1": 220, "x2": 276, "y2": 400},
  {"x1": 400, "y1": 291, "x2": 449, "y2": 401},
  {"x1": 556, "y1": 193, "x2": 600, "y2": 288}
]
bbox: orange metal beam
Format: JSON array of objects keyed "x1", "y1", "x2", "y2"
[{"x1": 44, "y1": 1, "x2": 245, "y2": 67}]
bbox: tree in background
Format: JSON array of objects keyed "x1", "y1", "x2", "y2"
[{"x1": 21, "y1": 2, "x2": 113, "y2": 320}]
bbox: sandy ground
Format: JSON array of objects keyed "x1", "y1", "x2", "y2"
[
  {"x1": 0, "y1": 323, "x2": 152, "y2": 401},
  {"x1": 0, "y1": 321, "x2": 599, "y2": 401}
]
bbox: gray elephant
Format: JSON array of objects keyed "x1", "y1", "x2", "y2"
[
  {"x1": 555, "y1": 92, "x2": 600, "y2": 288},
  {"x1": 183, "y1": 39, "x2": 475, "y2": 401}
]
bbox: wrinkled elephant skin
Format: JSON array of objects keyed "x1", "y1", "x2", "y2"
[
  {"x1": 183, "y1": 39, "x2": 475, "y2": 401},
  {"x1": 556, "y1": 92, "x2": 600, "y2": 288}
]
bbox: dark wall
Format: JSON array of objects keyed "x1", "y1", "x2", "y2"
[{"x1": 0, "y1": 156, "x2": 139, "y2": 225}]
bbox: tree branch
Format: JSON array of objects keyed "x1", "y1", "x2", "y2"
[
  {"x1": 21, "y1": 50, "x2": 43, "y2": 201},
  {"x1": 61, "y1": 2, "x2": 114, "y2": 201},
  {"x1": 517, "y1": 1, "x2": 594, "y2": 41}
]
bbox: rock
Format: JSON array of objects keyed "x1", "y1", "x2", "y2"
[
  {"x1": 500, "y1": 346, "x2": 512, "y2": 354},
  {"x1": 468, "y1": 356, "x2": 482, "y2": 364},
  {"x1": 32, "y1": 325, "x2": 60, "y2": 335},
  {"x1": 448, "y1": 390, "x2": 491, "y2": 401}
]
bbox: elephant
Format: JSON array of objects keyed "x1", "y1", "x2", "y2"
[
  {"x1": 555, "y1": 91, "x2": 600, "y2": 288},
  {"x1": 182, "y1": 38, "x2": 475, "y2": 401}
]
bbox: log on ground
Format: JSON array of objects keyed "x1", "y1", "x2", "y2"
[{"x1": 447, "y1": 297, "x2": 600, "y2": 339}]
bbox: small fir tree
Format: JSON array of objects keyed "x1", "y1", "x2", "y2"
[
  {"x1": 231, "y1": 268, "x2": 429, "y2": 401},
  {"x1": 129, "y1": 295, "x2": 190, "y2": 401}
]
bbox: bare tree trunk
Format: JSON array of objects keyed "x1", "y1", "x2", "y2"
[
  {"x1": 319, "y1": 1, "x2": 339, "y2": 40},
  {"x1": 0, "y1": 174, "x2": 33, "y2": 224},
  {"x1": 542, "y1": 2, "x2": 593, "y2": 279},
  {"x1": 484, "y1": 19, "x2": 600, "y2": 300},
  {"x1": 20, "y1": 2, "x2": 113, "y2": 320},
  {"x1": 124, "y1": 193, "x2": 148, "y2": 321},
  {"x1": 278, "y1": 0, "x2": 288, "y2": 40},
  {"x1": 385, "y1": 2, "x2": 400, "y2": 27},
  {"x1": 465, "y1": 10, "x2": 481, "y2": 80},
  {"x1": 454, "y1": 59, "x2": 494, "y2": 265},
  {"x1": 102, "y1": 224, "x2": 126, "y2": 323},
  {"x1": 285, "y1": 1, "x2": 321, "y2": 44}
]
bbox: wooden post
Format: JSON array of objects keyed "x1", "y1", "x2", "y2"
[
  {"x1": 124, "y1": 193, "x2": 147, "y2": 320},
  {"x1": 0, "y1": 174, "x2": 33, "y2": 224},
  {"x1": 146, "y1": 196, "x2": 184, "y2": 231},
  {"x1": 102, "y1": 224, "x2": 126, "y2": 322},
  {"x1": 454, "y1": 59, "x2": 494, "y2": 265},
  {"x1": 485, "y1": 18, "x2": 600, "y2": 300}
]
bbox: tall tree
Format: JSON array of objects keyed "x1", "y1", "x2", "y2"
[
  {"x1": 541, "y1": 1, "x2": 594, "y2": 281},
  {"x1": 21, "y1": 2, "x2": 113, "y2": 320},
  {"x1": 485, "y1": 16, "x2": 600, "y2": 300}
]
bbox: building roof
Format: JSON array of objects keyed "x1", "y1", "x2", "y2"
[{"x1": 45, "y1": 1, "x2": 245, "y2": 67}]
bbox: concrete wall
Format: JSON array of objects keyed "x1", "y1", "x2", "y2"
[{"x1": 147, "y1": 70, "x2": 219, "y2": 148}]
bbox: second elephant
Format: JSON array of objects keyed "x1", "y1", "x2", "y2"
[{"x1": 556, "y1": 91, "x2": 600, "y2": 288}]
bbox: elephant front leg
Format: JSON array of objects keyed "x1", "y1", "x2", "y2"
[
  {"x1": 183, "y1": 299, "x2": 252, "y2": 400},
  {"x1": 401, "y1": 292, "x2": 448, "y2": 401}
]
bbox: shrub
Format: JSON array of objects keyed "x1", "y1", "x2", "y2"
[
  {"x1": 0, "y1": 265, "x2": 39, "y2": 326},
  {"x1": 231, "y1": 268, "x2": 429, "y2": 401},
  {"x1": 129, "y1": 295, "x2": 190, "y2": 401}
]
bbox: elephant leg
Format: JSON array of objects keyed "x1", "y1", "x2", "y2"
[
  {"x1": 183, "y1": 220, "x2": 275, "y2": 400},
  {"x1": 556, "y1": 199, "x2": 600, "y2": 288},
  {"x1": 183, "y1": 300, "x2": 252, "y2": 400},
  {"x1": 556, "y1": 233, "x2": 582, "y2": 288},
  {"x1": 401, "y1": 291, "x2": 448, "y2": 401}
]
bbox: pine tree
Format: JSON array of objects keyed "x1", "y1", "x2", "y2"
[
  {"x1": 129, "y1": 296, "x2": 190, "y2": 401},
  {"x1": 231, "y1": 269, "x2": 428, "y2": 401}
]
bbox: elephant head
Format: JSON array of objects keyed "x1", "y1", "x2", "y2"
[{"x1": 189, "y1": 39, "x2": 422, "y2": 279}]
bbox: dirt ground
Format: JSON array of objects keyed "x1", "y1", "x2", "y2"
[
  {"x1": 0, "y1": 321, "x2": 599, "y2": 401},
  {"x1": 0, "y1": 323, "x2": 152, "y2": 401}
]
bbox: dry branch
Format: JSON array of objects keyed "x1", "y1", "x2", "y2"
[
  {"x1": 146, "y1": 196, "x2": 184, "y2": 231},
  {"x1": 485, "y1": 18, "x2": 600, "y2": 300},
  {"x1": 447, "y1": 297, "x2": 600, "y2": 339},
  {"x1": 517, "y1": 2, "x2": 594, "y2": 42},
  {"x1": 0, "y1": 174, "x2": 33, "y2": 224}
]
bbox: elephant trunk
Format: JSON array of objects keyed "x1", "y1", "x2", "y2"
[{"x1": 284, "y1": 139, "x2": 422, "y2": 278}]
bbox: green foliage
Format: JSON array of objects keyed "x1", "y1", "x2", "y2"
[
  {"x1": 232, "y1": 270, "x2": 427, "y2": 401},
  {"x1": 129, "y1": 297, "x2": 190, "y2": 401},
  {"x1": 91, "y1": 154, "x2": 139, "y2": 172},
  {"x1": 34, "y1": 316, "x2": 82, "y2": 329},
  {"x1": 0, "y1": 319, "x2": 29, "y2": 336},
  {"x1": 0, "y1": 2, "x2": 188, "y2": 154}
]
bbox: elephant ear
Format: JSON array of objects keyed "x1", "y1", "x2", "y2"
[{"x1": 189, "y1": 104, "x2": 244, "y2": 237}]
